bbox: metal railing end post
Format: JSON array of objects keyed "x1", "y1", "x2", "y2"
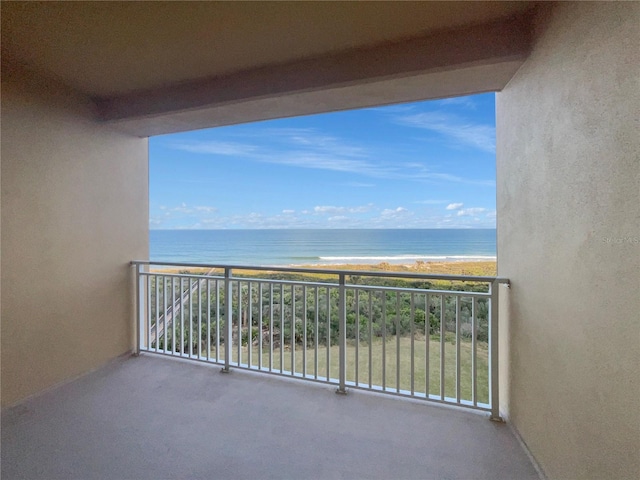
[
  {"x1": 338, "y1": 273, "x2": 347, "y2": 395},
  {"x1": 489, "y1": 279, "x2": 500, "y2": 421},
  {"x1": 134, "y1": 262, "x2": 143, "y2": 356},
  {"x1": 490, "y1": 414, "x2": 505, "y2": 423},
  {"x1": 224, "y1": 267, "x2": 233, "y2": 373}
]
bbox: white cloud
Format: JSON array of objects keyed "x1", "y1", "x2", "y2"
[
  {"x1": 271, "y1": 153, "x2": 391, "y2": 177},
  {"x1": 194, "y1": 206, "x2": 217, "y2": 213},
  {"x1": 171, "y1": 141, "x2": 257, "y2": 156},
  {"x1": 168, "y1": 129, "x2": 486, "y2": 185},
  {"x1": 446, "y1": 203, "x2": 464, "y2": 210},
  {"x1": 457, "y1": 207, "x2": 487, "y2": 216},
  {"x1": 314, "y1": 204, "x2": 373, "y2": 215},
  {"x1": 380, "y1": 207, "x2": 410, "y2": 217},
  {"x1": 338, "y1": 182, "x2": 376, "y2": 188},
  {"x1": 397, "y1": 111, "x2": 495, "y2": 153},
  {"x1": 282, "y1": 209, "x2": 295, "y2": 214},
  {"x1": 365, "y1": 104, "x2": 417, "y2": 114},
  {"x1": 434, "y1": 96, "x2": 477, "y2": 109}
]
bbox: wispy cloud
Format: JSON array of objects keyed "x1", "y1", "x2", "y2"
[
  {"x1": 457, "y1": 207, "x2": 487, "y2": 216},
  {"x1": 150, "y1": 203, "x2": 496, "y2": 230},
  {"x1": 166, "y1": 122, "x2": 492, "y2": 186},
  {"x1": 446, "y1": 203, "x2": 464, "y2": 210},
  {"x1": 433, "y1": 96, "x2": 477, "y2": 109},
  {"x1": 336, "y1": 182, "x2": 376, "y2": 188},
  {"x1": 268, "y1": 153, "x2": 392, "y2": 177},
  {"x1": 396, "y1": 112, "x2": 495, "y2": 153},
  {"x1": 314, "y1": 204, "x2": 373, "y2": 215},
  {"x1": 380, "y1": 207, "x2": 411, "y2": 218},
  {"x1": 171, "y1": 141, "x2": 258, "y2": 156},
  {"x1": 365, "y1": 104, "x2": 416, "y2": 114}
]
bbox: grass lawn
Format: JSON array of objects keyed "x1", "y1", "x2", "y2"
[{"x1": 194, "y1": 335, "x2": 489, "y2": 404}]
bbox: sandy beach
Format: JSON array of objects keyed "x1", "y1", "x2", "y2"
[{"x1": 152, "y1": 260, "x2": 496, "y2": 277}]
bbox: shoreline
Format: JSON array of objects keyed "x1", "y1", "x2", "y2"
[{"x1": 151, "y1": 260, "x2": 497, "y2": 277}]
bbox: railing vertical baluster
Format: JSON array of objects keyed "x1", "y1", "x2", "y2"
[
  {"x1": 182, "y1": 278, "x2": 187, "y2": 357},
  {"x1": 314, "y1": 287, "x2": 319, "y2": 380},
  {"x1": 368, "y1": 292, "x2": 373, "y2": 388},
  {"x1": 155, "y1": 274, "x2": 160, "y2": 352},
  {"x1": 410, "y1": 293, "x2": 415, "y2": 396},
  {"x1": 222, "y1": 268, "x2": 232, "y2": 373},
  {"x1": 472, "y1": 297, "x2": 477, "y2": 407},
  {"x1": 188, "y1": 278, "x2": 193, "y2": 358},
  {"x1": 215, "y1": 279, "x2": 220, "y2": 362},
  {"x1": 207, "y1": 279, "x2": 211, "y2": 361},
  {"x1": 302, "y1": 285, "x2": 307, "y2": 377},
  {"x1": 396, "y1": 291, "x2": 401, "y2": 393},
  {"x1": 237, "y1": 281, "x2": 242, "y2": 366},
  {"x1": 248, "y1": 282, "x2": 253, "y2": 368},
  {"x1": 326, "y1": 287, "x2": 331, "y2": 381},
  {"x1": 163, "y1": 276, "x2": 168, "y2": 354},
  {"x1": 382, "y1": 291, "x2": 386, "y2": 391},
  {"x1": 456, "y1": 295, "x2": 461, "y2": 404},
  {"x1": 425, "y1": 294, "x2": 430, "y2": 398},
  {"x1": 440, "y1": 295, "x2": 445, "y2": 400},
  {"x1": 355, "y1": 289, "x2": 359, "y2": 386},
  {"x1": 489, "y1": 280, "x2": 501, "y2": 421},
  {"x1": 171, "y1": 278, "x2": 176, "y2": 355},
  {"x1": 146, "y1": 275, "x2": 151, "y2": 352},
  {"x1": 337, "y1": 274, "x2": 347, "y2": 394},
  {"x1": 280, "y1": 284, "x2": 284, "y2": 374},
  {"x1": 269, "y1": 284, "x2": 274, "y2": 372},
  {"x1": 258, "y1": 283, "x2": 263, "y2": 370},
  {"x1": 291, "y1": 284, "x2": 295, "y2": 376},
  {"x1": 197, "y1": 278, "x2": 202, "y2": 358}
]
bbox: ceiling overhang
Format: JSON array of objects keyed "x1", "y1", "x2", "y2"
[
  {"x1": 2, "y1": 2, "x2": 536, "y2": 137},
  {"x1": 97, "y1": 15, "x2": 532, "y2": 137}
]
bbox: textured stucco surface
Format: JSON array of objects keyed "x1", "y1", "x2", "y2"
[
  {"x1": 497, "y1": 3, "x2": 640, "y2": 479},
  {"x1": 1, "y1": 66, "x2": 149, "y2": 407},
  {"x1": 1, "y1": 354, "x2": 540, "y2": 480}
]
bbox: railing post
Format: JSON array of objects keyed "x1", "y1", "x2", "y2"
[
  {"x1": 489, "y1": 279, "x2": 502, "y2": 421},
  {"x1": 133, "y1": 263, "x2": 142, "y2": 356},
  {"x1": 337, "y1": 273, "x2": 347, "y2": 394},
  {"x1": 222, "y1": 267, "x2": 233, "y2": 373}
]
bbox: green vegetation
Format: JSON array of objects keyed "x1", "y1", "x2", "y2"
[
  {"x1": 145, "y1": 262, "x2": 493, "y2": 405},
  {"x1": 195, "y1": 336, "x2": 488, "y2": 404}
]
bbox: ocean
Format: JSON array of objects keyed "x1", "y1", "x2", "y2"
[{"x1": 149, "y1": 229, "x2": 496, "y2": 266}]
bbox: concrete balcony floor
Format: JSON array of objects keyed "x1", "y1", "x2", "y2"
[{"x1": 2, "y1": 354, "x2": 540, "y2": 480}]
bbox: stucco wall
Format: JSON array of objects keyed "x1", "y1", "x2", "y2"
[
  {"x1": 1, "y1": 66, "x2": 149, "y2": 407},
  {"x1": 497, "y1": 3, "x2": 639, "y2": 479}
]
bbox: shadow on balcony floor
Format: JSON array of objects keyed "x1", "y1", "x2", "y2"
[{"x1": 2, "y1": 354, "x2": 539, "y2": 480}]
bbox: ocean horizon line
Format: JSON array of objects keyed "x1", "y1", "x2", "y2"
[
  {"x1": 150, "y1": 229, "x2": 497, "y2": 266},
  {"x1": 150, "y1": 227, "x2": 497, "y2": 231}
]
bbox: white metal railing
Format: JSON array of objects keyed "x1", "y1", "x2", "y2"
[{"x1": 131, "y1": 261, "x2": 507, "y2": 419}]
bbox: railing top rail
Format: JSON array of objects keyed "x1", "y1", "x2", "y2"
[
  {"x1": 131, "y1": 260, "x2": 509, "y2": 284},
  {"x1": 136, "y1": 270, "x2": 493, "y2": 296}
]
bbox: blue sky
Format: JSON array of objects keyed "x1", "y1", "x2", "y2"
[{"x1": 150, "y1": 93, "x2": 496, "y2": 229}]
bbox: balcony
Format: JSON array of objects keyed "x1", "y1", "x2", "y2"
[
  {"x1": 133, "y1": 262, "x2": 506, "y2": 417},
  {"x1": 2, "y1": 355, "x2": 539, "y2": 480},
  {"x1": 1, "y1": 262, "x2": 540, "y2": 479}
]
